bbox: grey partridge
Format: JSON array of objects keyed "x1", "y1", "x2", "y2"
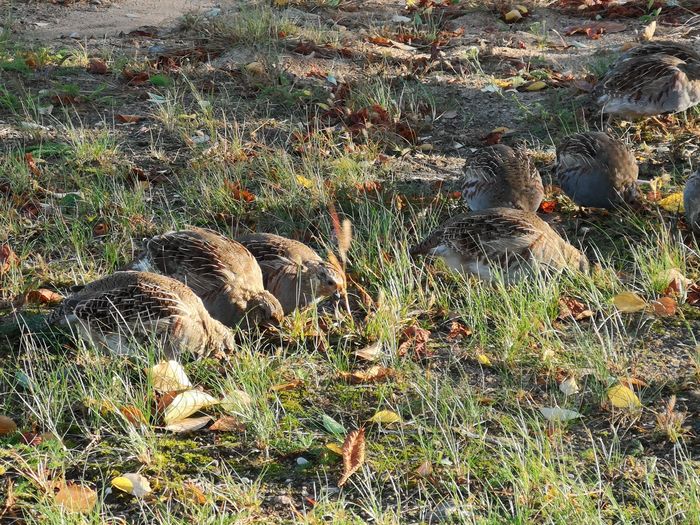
[
  {"x1": 684, "y1": 170, "x2": 700, "y2": 233},
  {"x1": 49, "y1": 271, "x2": 236, "y2": 359},
  {"x1": 555, "y1": 131, "x2": 639, "y2": 209},
  {"x1": 237, "y1": 233, "x2": 344, "y2": 314},
  {"x1": 410, "y1": 207, "x2": 588, "y2": 282},
  {"x1": 126, "y1": 227, "x2": 283, "y2": 328}
]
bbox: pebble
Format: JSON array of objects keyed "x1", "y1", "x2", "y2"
[
  {"x1": 68, "y1": 32, "x2": 80, "y2": 39},
  {"x1": 275, "y1": 495, "x2": 294, "y2": 506},
  {"x1": 296, "y1": 457, "x2": 309, "y2": 466}
]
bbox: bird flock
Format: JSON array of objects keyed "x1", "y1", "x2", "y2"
[{"x1": 49, "y1": 40, "x2": 700, "y2": 359}]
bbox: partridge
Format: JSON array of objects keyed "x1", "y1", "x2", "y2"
[
  {"x1": 594, "y1": 41, "x2": 700, "y2": 117},
  {"x1": 684, "y1": 170, "x2": 700, "y2": 233},
  {"x1": 126, "y1": 227, "x2": 283, "y2": 328},
  {"x1": 555, "y1": 132, "x2": 639, "y2": 209},
  {"x1": 237, "y1": 233, "x2": 344, "y2": 314},
  {"x1": 410, "y1": 207, "x2": 588, "y2": 282},
  {"x1": 49, "y1": 271, "x2": 235, "y2": 359},
  {"x1": 461, "y1": 144, "x2": 544, "y2": 212}
]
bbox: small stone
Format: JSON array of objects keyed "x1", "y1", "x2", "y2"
[
  {"x1": 68, "y1": 32, "x2": 80, "y2": 39},
  {"x1": 90, "y1": 0, "x2": 101, "y2": 4},
  {"x1": 296, "y1": 457, "x2": 309, "y2": 466},
  {"x1": 275, "y1": 495, "x2": 294, "y2": 506}
]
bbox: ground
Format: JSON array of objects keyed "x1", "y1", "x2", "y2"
[{"x1": 1, "y1": 0, "x2": 700, "y2": 523}]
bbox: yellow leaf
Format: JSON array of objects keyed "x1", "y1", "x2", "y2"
[
  {"x1": 613, "y1": 291, "x2": 647, "y2": 313},
  {"x1": 111, "y1": 473, "x2": 152, "y2": 497},
  {"x1": 494, "y1": 78, "x2": 512, "y2": 88},
  {"x1": 326, "y1": 443, "x2": 344, "y2": 455},
  {"x1": 525, "y1": 81, "x2": 547, "y2": 91},
  {"x1": 296, "y1": 175, "x2": 314, "y2": 189},
  {"x1": 477, "y1": 353, "x2": 492, "y2": 366},
  {"x1": 515, "y1": 4, "x2": 528, "y2": 14},
  {"x1": 607, "y1": 384, "x2": 641, "y2": 409},
  {"x1": 368, "y1": 409, "x2": 402, "y2": 424},
  {"x1": 149, "y1": 360, "x2": 191, "y2": 393},
  {"x1": 504, "y1": 9, "x2": 522, "y2": 22},
  {"x1": 163, "y1": 390, "x2": 218, "y2": 424},
  {"x1": 657, "y1": 192, "x2": 684, "y2": 213}
]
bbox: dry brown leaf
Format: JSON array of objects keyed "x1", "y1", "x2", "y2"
[
  {"x1": 641, "y1": 20, "x2": 656, "y2": 41},
  {"x1": 446, "y1": 321, "x2": 472, "y2": 341},
  {"x1": 24, "y1": 153, "x2": 41, "y2": 177},
  {"x1": 54, "y1": 483, "x2": 97, "y2": 514},
  {"x1": 87, "y1": 58, "x2": 108, "y2": 74},
  {"x1": 397, "y1": 325, "x2": 431, "y2": 358},
  {"x1": 116, "y1": 114, "x2": 144, "y2": 124},
  {"x1": 338, "y1": 427, "x2": 365, "y2": 487},
  {"x1": 538, "y1": 200, "x2": 557, "y2": 213},
  {"x1": 26, "y1": 289, "x2": 64, "y2": 305},
  {"x1": 613, "y1": 291, "x2": 647, "y2": 313},
  {"x1": 270, "y1": 379, "x2": 303, "y2": 392},
  {"x1": 224, "y1": 181, "x2": 255, "y2": 203},
  {"x1": 120, "y1": 405, "x2": 147, "y2": 425},
  {"x1": 619, "y1": 376, "x2": 648, "y2": 389},
  {"x1": 651, "y1": 296, "x2": 676, "y2": 317},
  {"x1": 0, "y1": 244, "x2": 19, "y2": 275},
  {"x1": 415, "y1": 460, "x2": 433, "y2": 478},
  {"x1": 0, "y1": 415, "x2": 18, "y2": 436},
  {"x1": 340, "y1": 365, "x2": 394, "y2": 384},
  {"x1": 688, "y1": 283, "x2": 700, "y2": 307},
  {"x1": 557, "y1": 297, "x2": 593, "y2": 321},
  {"x1": 183, "y1": 482, "x2": 207, "y2": 505},
  {"x1": 209, "y1": 415, "x2": 244, "y2": 432}
]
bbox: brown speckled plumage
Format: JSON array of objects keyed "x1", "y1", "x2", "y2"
[
  {"x1": 594, "y1": 41, "x2": 700, "y2": 117},
  {"x1": 237, "y1": 233, "x2": 344, "y2": 314},
  {"x1": 410, "y1": 208, "x2": 588, "y2": 282},
  {"x1": 49, "y1": 271, "x2": 236, "y2": 358},
  {"x1": 126, "y1": 227, "x2": 283, "y2": 328},
  {"x1": 684, "y1": 170, "x2": 700, "y2": 233},
  {"x1": 555, "y1": 132, "x2": 639, "y2": 209},
  {"x1": 461, "y1": 144, "x2": 544, "y2": 212}
]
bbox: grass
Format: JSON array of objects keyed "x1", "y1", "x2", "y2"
[{"x1": 1, "y1": 0, "x2": 700, "y2": 523}]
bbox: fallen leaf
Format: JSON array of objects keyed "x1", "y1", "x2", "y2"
[
  {"x1": 209, "y1": 415, "x2": 244, "y2": 432},
  {"x1": 523, "y1": 80, "x2": 547, "y2": 92},
  {"x1": 54, "y1": 483, "x2": 97, "y2": 514},
  {"x1": 0, "y1": 415, "x2": 18, "y2": 435},
  {"x1": 657, "y1": 192, "x2": 684, "y2": 213},
  {"x1": 270, "y1": 379, "x2": 303, "y2": 392},
  {"x1": 163, "y1": 390, "x2": 218, "y2": 424},
  {"x1": 641, "y1": 20, "x2": 656, "y2": 41},
  {"x1": 687, "y1": 283, "x2": 700, "y2": 307},
  {"x1": 338, "y1": 427, "x2": 365, "y2": 487},
  {"x1": 1, "y1": 244, "x2": 19, "y2": 274},
  {"x1": 368, "y1": 409, "x2": 402, "y2": 425},
  {"x1": 116, "y1": 114, "x2": 144, "y2": 124},
  {"x1": 25, "y1": 152, "x2": 41, "y2": 177},
  {"x1": 607, "y1": 384, "x2": 641, "y2": 409},
  {"x1": 111, "y1": 473, "x2": 152, "y2": 498},
  {"x1": 651, "y1": 296, "x2": 676, "y2": 317},
  {"x1": 446, "y1": 321, "x2": 472, "y2": 341},
  {"x1": 244, "y1": 61, "x2": 266, "y2": 76},
  {"x1": 564, "y1": 21, "x2": 627, "y2": 39},
  {"x1": 26, "y1": 289, "x2": 64, "y2": 305},
  {"x1": 92, "y1": 222, "x2": 109, "y2": 237},
  {"x1": 559, "y1": 376, "x2": 579, "y2": 395},
  {"x1": 538, "y1": 200, "x2": 557, "y2": 213},
  {"x1": 368, "y1": 36, "x2": 392, "y2": 46},
  {"x1": 322, "y1": 414, "x2": 347, "y2": 437},
  {"x1": 149, "y1": 361, "x2": 192, "y2": 393},
  {"x1": 557, "y1": 296, "x2": 593, "y2": 321},
  {"x1": 613, "y1": 291, "x2": 647, "y2": 313},
  {"x1": 325, "y1": 442, "x2": 344, "y2": 455},
  {"x1": 354, "y1": 341, "x2": 383, "y2": 361},
  {"x1": 183, "y1": 482, "x2": 207, "y2": 505},
  {"x1": 155, "y1": 391, "x2": 178, "y2": 413},
  {"x1": 415, "y1": 460, "x2": 433, "y2": 478},
  {"x1": 661, "y1": 268, "x2": 691, "y2": 296},
  {"x1": 539, "y1": 407, "x2": 583, "y2": 422},
  {"x1": 120, "y1": 405, "x2": 146, "y2": 425},
  {"x1": 618, "y1": 376, "x2": 648, "y2": 389},
  {"x1": 87, "y1": 58, "x2": 108, "y2": 74},
  {"x1": 397, "y1": 325, "x2": 431, "y2": 358},
  {"x1": 340, "y1": 365, "x2": 394, "y2": 384},
  {"x1": 225, "y1": 181, "x2": 255, "y2": 203},
  {"x1": 296, "y1": 175, "x2": 314, "y2": 189},
  {"x1": 164, "y1": 415, "x2": 212, "y2": 433},
  {"x1": 476, "y1": 353, "x2": 492, "y2": 366},
  {"x1": 220, "y1": 389, "x2": 252, "y2": 416},
  {"x1": 504, "y1": 9, "x2": 522, "y2": 22},
  {"x1": 481, "y1": 130, "x2": 504, "y2": 145}
]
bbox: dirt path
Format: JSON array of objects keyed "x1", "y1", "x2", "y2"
[{"x1": 12, "y1": 0, "x2": 228, "y2": 42}]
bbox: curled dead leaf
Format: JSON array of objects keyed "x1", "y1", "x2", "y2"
[
  {"x1": 0, "y1": 244, "x2": 19, "y2": 274},
  {"x1": 338, "y1": 427, "x2": 365, "y2": 487},
  {"x1": 55, "y1": 483, "x2": 97, "y2": 514},
  {"x1": 116, "y1": 114, "x2": 144, "y2": 124},
  {"x1": 397, "y1": 324, "x2": 431, "y2": 358},
  {"x1": 209, "y1": 415, "x2": 244, "y2": 432},
  {"x1": 557, "y1": 297, "x2": 593, "y2": 322},
  {"x1": 612, "y1": 291, "x2": 647, "y2": 313},
  {"x1": 651, "y1": 296, "x2": 676, "y2": 317},
  {"x1": 340, "y1": 365, "x2": 394, "y2": 384},
  {"x1": 26, "y1": 288, "x2": 64, "y2": 305},
  {"x1": 446, "y1": 321, "x2": 472, "y2": 341}
]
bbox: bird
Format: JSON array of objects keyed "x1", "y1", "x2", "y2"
[
  {"x1": 48, "y1": 271, "x2": 236, "y2": 359},
  {"x1": 684, "y1": 170, "x2": 700, "y2": 234},
  {"x1": 461, "y1": 144, "x2": 544, "y2": 212},
  {"x1": 236, "y1": 233, "x2": 345, "y2": 315},
  {"x1": 409, "y1": 207, "x2": 588, "y2": 282},
  {"x1": 125, "y1": 227, "x2": 284, "y2": 328},
  {"x1": 593, "y1": 40, "x2": 700, "y2": 117},
  {"x1": 555, "y1": 131, "x2": 639, "y2": 209}
]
